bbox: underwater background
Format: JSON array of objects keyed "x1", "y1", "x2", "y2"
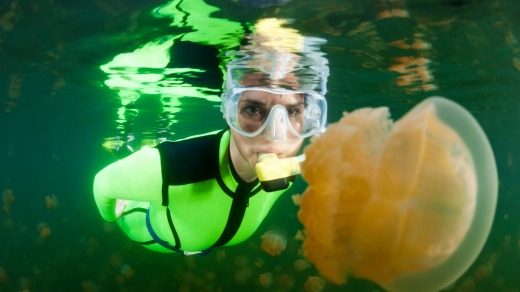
[{"x1": 0, "y1": 0, "x2": 519, "y2": 291}]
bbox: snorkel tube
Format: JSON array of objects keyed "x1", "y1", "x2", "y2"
[{"x1": 255, "y1": 153, "x2": 304, "y2": 192}]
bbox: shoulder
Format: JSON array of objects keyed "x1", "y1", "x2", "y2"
[{"x1": 155, "y1": 130, "x2": 228, "y2": 185}]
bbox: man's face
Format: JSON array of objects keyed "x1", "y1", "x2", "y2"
[{"x1": 229, "y1": 90, "x2": 305, "y2": 180}]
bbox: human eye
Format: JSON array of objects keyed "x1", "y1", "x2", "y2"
[
  {"x1": 242, "y1": 105, "x2": 264, "y2": 121},
  {"x1": 286, "y1": 106, "x2": 303, "y2": 117},
  {"x1": 245, "y1": 106, "x2": 261, "y2": 115}
]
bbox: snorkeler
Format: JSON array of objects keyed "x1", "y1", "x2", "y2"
[{"x1": 93, "y1": 26, "x2": 329, "y2": 255}]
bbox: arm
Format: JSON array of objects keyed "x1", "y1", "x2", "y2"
[{"x1": 93, "y1": 146, "x2": 163, "y2": 221}]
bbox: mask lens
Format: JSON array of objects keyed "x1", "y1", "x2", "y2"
[{"x1": 226, "y1": 88, "x2": 326, "y2": 138}]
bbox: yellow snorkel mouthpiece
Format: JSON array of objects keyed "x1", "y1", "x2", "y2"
[{"x1": 255, "y1": 153, "x2": 302, "y2": 192}]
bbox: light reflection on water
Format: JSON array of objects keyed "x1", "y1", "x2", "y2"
[{"x1": 0, "y1": 0, "x2": 519, "y2": 291}]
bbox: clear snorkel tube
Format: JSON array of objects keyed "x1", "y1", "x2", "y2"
[{"x1": 222, "y1": 18, "x2": 329, "y2": 191}]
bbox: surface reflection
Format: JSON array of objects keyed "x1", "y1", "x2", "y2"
[{"x1": 99, "y1": 0, "x2": 247, "y2": 154}]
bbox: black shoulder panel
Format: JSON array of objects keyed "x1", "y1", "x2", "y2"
[{"x1": 155, "y1": 130, "x2": 225, "y2": 186}]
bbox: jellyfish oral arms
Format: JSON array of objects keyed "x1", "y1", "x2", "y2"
[{"x1": 298, "y1": 97, "x2": 498, "y2": 291}]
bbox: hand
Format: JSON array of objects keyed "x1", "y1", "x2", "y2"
[{"x1": 115, "y1": 199, "x2": 128, "y2": 218}]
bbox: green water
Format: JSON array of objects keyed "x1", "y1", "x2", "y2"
[{"x1": 0, "y1": 0, "x2": 519, "y2": 291}]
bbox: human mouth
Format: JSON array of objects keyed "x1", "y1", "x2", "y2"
[{"x1": 258, "y1": 148, "x2": 282, "y2": 156}]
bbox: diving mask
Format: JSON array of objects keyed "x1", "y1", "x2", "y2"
[{"x1": 223, "y1": 87, "x2": 327, "y2": 141}]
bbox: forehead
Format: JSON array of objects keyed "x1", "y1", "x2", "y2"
[{"x1": 239, "y1": 90, "x2": 304, "y2": 104}]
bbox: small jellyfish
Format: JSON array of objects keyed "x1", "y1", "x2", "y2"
[
  {"x1": 294, "y1": 258, "x2": 311, "y2": 272},
  {"x1": 120, "y1": 264, "x2": 135, "y2": 280},
  {"x1": 0, "y1": 266, "x2": 8, "y2": 282},
  {"x1": 258, "y1": 272, "x2": 274, "y2": 288},
  {"x1": 2, "y1": 217, "x2": 14, "y2": 230},
  {"x1": 294, "y1": 229, "x2": 305, "y2": 241},
  {"x1": 2, "y1": 189, "x2": 14, "y2": 214},
  {"x1": 203, "y1": 271, "x2": 216, "y2": 282},
  {"x1": 234, "y1": 256, "x2": 249, "y2": 268},
  {"x1": 44, "y1": 194, "x2": 59, "y2": 209},
  {"x1": 2, "y1": 189, "x2": 14, "y2": 204},
  {"x1": 181, "y1": 271, "x2": 196, "y2": 284},
  {"x1": 260, "y1": 230, "x2": 287, "y2": 256},
  {"x1": 32, "y1": 265, "x2": 42, "y2": 277},
  {"x1": 88, "y1": 237, "x2": 100, "y2": 252},
  {"x1": 215, "y1": 249, "x2": 226, "y2": 262},
  {"x1": 102, "y1": 222, "x2": 116, "y2": 234},
  {"x1": 82, "y1": 280, "x2": 100, "y2": 292},
  {"x1": 110, "y1": 253, "x2": 124, "y2": 268},
  {"x1": 115, "y1": 274, "x2": 125, "y2": 285},
  {"x1": 254, "y1": 258, "x2": 265, "y2": 268},
  {"x1": 19, "y1": 277, "x2": 31, "y2": 291},
  {"x1": 37, "y1": 222, "x2": 51, "y2": 240},
  {"x1": 0, "y1": 9, "x2": 15, "y2": 31},
  {"x1": 459, "y1": 278, "x2": 475, "y2": 291},
  {"x1": 276, "y1": 273, "x2": 295, "y2": 290},
  {"x1": 304, "y1": 276, "x2": 326, "y2": 292},
  {"x1": 291, "y1": 194, "x2": 302, "y2": 206},
  {"x1": 234, "y1": 268, "x2": 252, "y2": 285},
  {"x1": 185, "y1": 256, "x2": 197, "y2": 270},
  {"x1": 473, "y1": 262, "x2": 493, "y2": 280}
]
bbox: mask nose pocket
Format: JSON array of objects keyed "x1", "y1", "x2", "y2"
[{"x1": 263, "y1": 105, "x2": 289, "y2": 142}]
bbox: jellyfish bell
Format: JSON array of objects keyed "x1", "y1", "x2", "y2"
[
  {"x1": 2, "y1": 189, "x2": 14, "y2": 214},
  {"x1": 258, "y1": 272, "x2": 274, "y2": 288},
  {"x1": 120, "y1": 264, "x2": 135, "y2": 280},
  {"x1": 0, "y1": 266, "x2": 8, "y2": 282},
  {"x1": 260, "y1": 230, "x2": 287, "y2": 256},
  {"x1": 382, "y1": 97, "x2": 498, "y2": 292},
  {"x1": 276, "y1": 273, "x2": 295, "y2": 290},
  {"x1": 37, "y1": 222, "x2": 51, "y2": 240},
  {"x1": 304, "y1": 276, "x2": 326, "y2": 292},
  {"x1": 234, "y1": 268, "x2": 253, "y2": 285},
  {"x1": 294, "y1": 258, "x2": 311, "y2": 272},
  {"x1": 298, "y1": 97, "x2": 498, "y2": 291},
  {"x1": 44, "y1": 194, "x2": 59, "y2": 209}
]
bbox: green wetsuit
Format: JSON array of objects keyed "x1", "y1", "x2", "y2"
[{"x1": 93, "y1": 130, "x2": 291, "y2": 253}]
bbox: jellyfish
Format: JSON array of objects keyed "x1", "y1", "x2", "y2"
[
  {"x1": 44, "y1": 194, "x2": 59, "y2": 209},
  {"x1": 37, "y1": 222, "x2": 51, "y2": 240},
  {"x1": 291, "y1": 194, "x2": 302, "y2": 206},
  {"x1": 258, "y1": 272, "x2": 274, "y2": 288},
  {"x1": 294, "y1": 229, "x2": 305, "y2": 241},
  {"x1": 110, "y1": 253, "x2": 124, "y2": 268},
  {"x1": 2, "y1": 189, "x2": 14, "y2": 214},
  {"x1": 2, "y1": 217, "x2": 14, "y2": 230},
  {"x1": 233, "y1": 256, "x2": 249, "y2": 268},
  {"x1": 298, "y1": 97, "x2": 498, "y2": 291},
  {"x1": 0, "y1": 8, "x2": 15, "y2": 31},
  {"x1": 102, "y1": 222, "x2": 116, "y2": 234},
  {"x1": 203, "y1": 271, "x2": 216, "y2": 282},
  {"x1": 254, "y1": 258, "x2": 265, "y2": 268},
  {"x1": 214, "y1": 249, "x2": 226, "y2": 262},
  {"x1": 275, "y1": 273, "x2": 295, "y2": 290},
  {"x1": 120, "y1": 264, "x2": 135, "y2": 280},
  {"x1": 294, "y1": 258, "x2": 311, "y2": 272},
  {"x1": 0, "y1": 266, "x2": 8, "y2": 282},
  {"x1": 234, "y1": 268, "x2": 252, "y2": 285},
  {"x1": 184, "y1": 255, "x2": 197, "y2": 270},
  {"x1": 304, "y1": 276, "x2": 326, "y2": 292},
  {"x1": 115, "y1": 274, "x2": 125, "y2": 285},
  {"x1": 19, "y1": 277, "x2": 31, "y2": 291},
  {"x1": 82, "y1": 280, "x2": 101, "y2": 292},
  {"x1": 260, "y1": 230, "x2": 287, "y2": 256}
]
